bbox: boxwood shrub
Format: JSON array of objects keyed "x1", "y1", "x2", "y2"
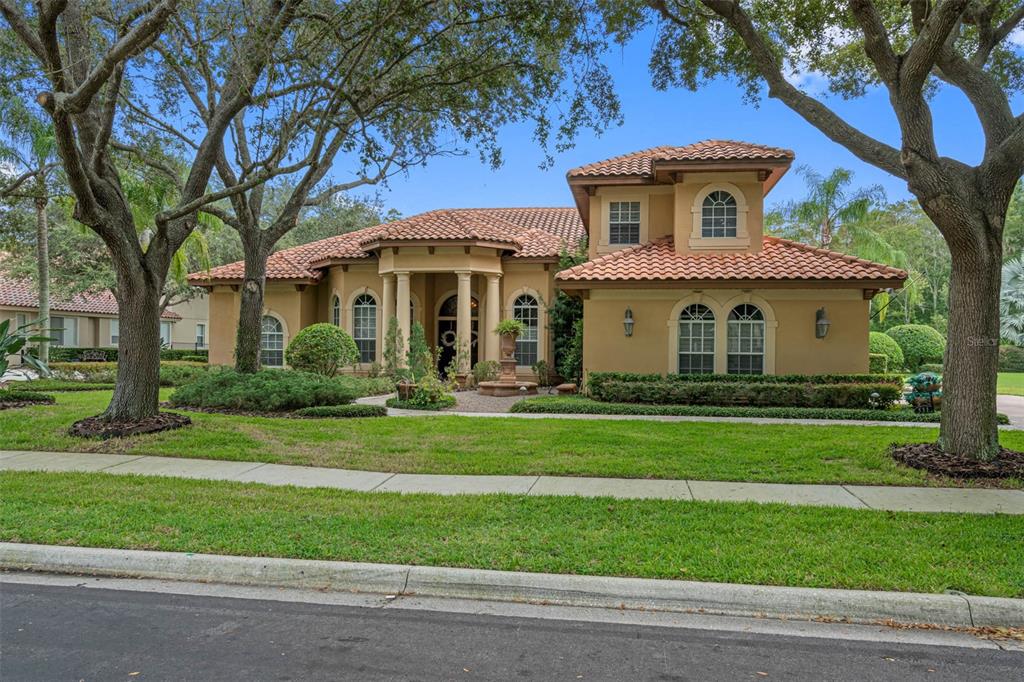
[
  {"x1": 591, "y1": 379, "x2": 901, "y2": 409},
  {"x1": 999, "y1": 345, "x2": 1024, "y2": 372},
  {"x1": 869, "y1": 331, "x2": 905, "y2": 371},
  {"x1": 587, "y1": 371, "x2": 903, "y2": 396},
  {"x1": 386, "y1": 394, "x2": 457, "y2": 410},
  {"x1": 49, "y1": 361, "x2": 208, "y2": 387},
  {"x1": 868, "y1": 353, "x2": 888, "y2": 373},
  {"x1": 510, "y1": 396, "x2": 1011, "y2": 424},
  {"x1": 284, "y1": 323, "x2": 359, "y2": 376},
  {"x1": 885, "y1": 324, "x2": 945, "y2": 370},
  {"x1": 0, "y1": 389, "x2": 54, "y2": 404},
  {"x1": 169, "y1": 368, "x2": 358, "y2": 411},
  {"x1": 292, "y1": 404, "x2": 387, "y2": 418}
]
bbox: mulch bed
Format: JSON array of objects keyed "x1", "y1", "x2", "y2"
[
  {"x1": 891, "y1": 442, "x2": 1024, "y2": 480},
  {"x1": 69, "y1": 412, "x2": 192, "y2": 439}
]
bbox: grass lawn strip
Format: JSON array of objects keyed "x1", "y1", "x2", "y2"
[
  {"x1": 2, "y1": 471, "x2": 1022, "y2": 598},
  {"x1": 999, "y1": 372, "x2": 1024, "y2": 397},
  {"x1": 3, "y1": 390, "x2": 1023, "y2": 488}
]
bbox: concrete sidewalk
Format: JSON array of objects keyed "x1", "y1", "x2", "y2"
[{"x1": 3, "y1": 449, "x2": 1023, "y2": 514}]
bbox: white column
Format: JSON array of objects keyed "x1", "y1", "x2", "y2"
[
  {"x1": 485, "y1": 274, "x2": 501, "y2": 362},
  {"x1": 395, "y1": 271, "x2": 411, "y2": 367},
  {"x1": 456, "y1": 270, "x2": 472, "y2": 373}
]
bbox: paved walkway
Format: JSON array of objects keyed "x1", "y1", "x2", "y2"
[
  {"x1": 359, "y1": 394, "x2": 1024, "y2": 430},
  {"x1": 2, "y1": 450, "x2": 1022, "y2": 515}
]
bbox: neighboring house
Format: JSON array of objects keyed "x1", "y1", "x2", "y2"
[
  {"x1": 190, "y1": 140, "x2": 906, "y2": 377},
  {"x1": 0, "y1": 275, "x2": 208, "y2": 360}
]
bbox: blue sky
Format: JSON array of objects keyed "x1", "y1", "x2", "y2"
[{"x1": 353, "y1": 28, "x2": 1021, "y2": 218}]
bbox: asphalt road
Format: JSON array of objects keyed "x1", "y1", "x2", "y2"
[{"x1": 1, "y1": 581, "x2": 1019, "y2": 681}]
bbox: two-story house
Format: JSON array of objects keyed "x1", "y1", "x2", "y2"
[{"x1": 191, "y1": 140, "x2": 907, "y2": 377}]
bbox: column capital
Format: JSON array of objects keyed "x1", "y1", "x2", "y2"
[
  {"x1": 394, "y1": 271, "x2": 411, "y2": 281},
  {"x1": 455, "y1": 269, "x2": 472, "y2": 280},
  {"x1": 486, "y1": 273, "x2": 502, "y2": 282}
]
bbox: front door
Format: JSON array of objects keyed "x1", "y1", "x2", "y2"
[{"x1": 436, "y1": 294, "x2": 479, "y2": 375}]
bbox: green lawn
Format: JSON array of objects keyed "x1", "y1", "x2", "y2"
[
  {"x1": 3, "y1": 390, "x2": 1024, "y2": 487},
  {"x1": 2, "y1": 471, "x2": 1021, "y2": 597},
  {"x1": 999, "y1": 372, "x2": 1024, "y2": 396}
]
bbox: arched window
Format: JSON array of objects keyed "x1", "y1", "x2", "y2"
[
  {"x1": 513, "y1": 294, "x2": 540, "y2": 367},
  {"x1": 260, "y1": 316, "x2": 284, "y2": 367},
  {"x1": 727, "y1": 304, "x2": 765, "y2": 374},
  {"x1": 702, "y1": 191, "x2": 738, "y2": 238},
  {"x1": 353, "y1": 293, "x2": 377, "y2": 363},
  {"x1": 331, "y1": 295, "x2": 341, "y2": 327},
  {"x1": 678, "y1": 304, "x2": 715, "y2": 374}
]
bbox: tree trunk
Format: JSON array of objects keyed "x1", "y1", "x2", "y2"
[
  {"x1": 234, "y1": 238, "x2": 270, "y2": 373},
  {"x1": 936, "y1": 220, "x2": 1003, "y2": 461},
  {"x1": 104, "y1": 259, "x2": 164, "y2": 421},
  {"x1": 34, "y1": 197, "x2": 50, "y2": 364}
]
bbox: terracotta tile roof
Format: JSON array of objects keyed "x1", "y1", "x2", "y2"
[
  {"x1": 566, "y1": 140, "x2": 795, "y2": 179},
  {"x1": 191, "y1": 207, "x2": 585, "y2": 283},
  {"x1": 0, "y1": 275, "x2": 181, "y2": 318},
  {"x1": 556, "y1": 237, "x2": 908, "y2": 284}
]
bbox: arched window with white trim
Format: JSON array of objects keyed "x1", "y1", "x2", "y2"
[
  {"x1": 702, "y1": 191, "x2": 738, "y2": 238},
  {"x1": 513, "y1": 294, "x2": 539, "y2": 367},
  {"x1": 331, "y1": 295, "x2": 341, "y2": 327},
  {"x1": 260, "y1": 316, "x2": 284, "y2": 367},
  {"x1": 678, "y1": 304, "x2": 715, "y2": 374},
  {"x1": 727, "y1": 304, "x2": 765, "y2": 374},
  {"x1": 353, "y1": 293, "x2": 377, "y2": 363}
]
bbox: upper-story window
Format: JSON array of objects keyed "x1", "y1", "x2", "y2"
[
  {"x1": 701, "y1": 191, "x2": 738, "y2": 238},
  {"x1": 608, "y1": 201, "x2": 641, "y2": 244}
]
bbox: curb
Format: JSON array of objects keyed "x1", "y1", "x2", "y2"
[{"x1": 2, "y1": 543, "x2": 1022, "y2": 628}]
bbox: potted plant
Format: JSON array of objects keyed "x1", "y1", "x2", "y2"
[{"x1": 494, "y1": 319, "x2": 525, "y2": 361}]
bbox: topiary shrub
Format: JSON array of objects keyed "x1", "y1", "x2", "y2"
[
  {"x1": 284, "y1": 323, "x2": 359, "y2": 376},
  {"x1": 885, "y1": 324, "x2": 946, "y2": 371},
  {"x1": 292, "y1": 404, "x2": 386, "y2": 418},
  {"x1": 869, "y1": 331, "x2": 905, "y2": 371},
  {"x1": 868, "y1": 353, "x2": 888, "y2": 373},
  {"x1": 169, "y1": 368, "x2": 358, "y2": 411}
]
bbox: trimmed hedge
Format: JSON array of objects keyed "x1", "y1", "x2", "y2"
[
  {"x1": 885, "y1": 324, "x2": 945, "y2": 370},
  {"x1": 10, "y1": 380, "x2": 115, "y2": 392},
  {"x1": 40, "y1": 347, "x2": 209, "y2": 362},
  {"x1": 1000, "y1": 345, "x2": 1024, "y2": 372},
  {"x1": 510, "y1": 396, "x2": 1012, "y2": 424},
  {"x1": 587, "y1": 371, "x2": 903, "y2": 396},
  {"x1": 591, "y1": 379, "x2": 901, "y2": 409},
  {"x1": 292, "y1": 404, "x2": 387, "y2": 418},
  {"x1": 0, "y1": 389, "x2": 54, "y2": 404},
  {"x1": 49, "y1": 361, "x2": 208, "y2": 387},
  {"x1": 386, "y1": 395, "x2": 456, "y2": 411},
  {"x1": 868, "y1": 353, "x2": 888, "y2": 373},
  {"x1": 170, "y1": 369, "x2": 358, "y2": 411},
  {"x1": 869, "y1": 331, "x2": 904, "y2": 371}
]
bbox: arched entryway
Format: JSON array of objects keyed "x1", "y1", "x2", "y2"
[{"x1": 437, "y1": 293, "x2": 478, "y2": 373}]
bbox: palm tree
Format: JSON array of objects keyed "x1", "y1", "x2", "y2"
[
  {"x1": 0, "y1": 100, "x2": 59, "y2": 362},
  {"x1": 1002, "y1": 257, "x2": 1024, "y2": 346}
]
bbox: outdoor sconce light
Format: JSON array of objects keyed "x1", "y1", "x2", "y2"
[
  {"x1": 623, "y1": 307, "x2": 635, "y2": 337},
  {"x1": 815, "y1": 307, "x2": 831, "y2": 339}
]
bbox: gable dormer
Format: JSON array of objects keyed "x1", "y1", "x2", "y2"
[{"x1": 565, "y1": 140, "x2": 793, "y2": 258}]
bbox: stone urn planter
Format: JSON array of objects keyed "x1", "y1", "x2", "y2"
[
  {"x1": 396, "y1": 380, "x2": 417, "y2": 401},
  {"x1": 477, "y1": 319, "x2": 537, "y2": 397}
]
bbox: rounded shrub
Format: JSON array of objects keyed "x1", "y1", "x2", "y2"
[
  {"x1": 884, "y1": 325, "x2": 946, "y2": 370},
  {"x1": 869, "y1": 331, "x2": 905, "y2": 372},
  {"x1": 284, "y1": 323, "x2": 359, "y2": 377}
]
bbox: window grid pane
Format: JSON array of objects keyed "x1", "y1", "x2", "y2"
[
  {"x1": 701, "y1": 191, "x2": 738, "y2": 238},
  {"x1": 608, "y1": 201, "x2": 641, "y2": 244},
  {"x1": 260, "y1": 316, "x2": 284, "y2": 367},
  {"x1": 353, "y1": 294, "x2": 377, "y2": 363},
  {"x1": 513, "y1": 294, "x2": 539, "y2": 367},
  {"x1": 727, "y1": 304, "x2": 765, "y2": 375},
  {"x1": 678, "y1": 304, "x2": 715, "y2": 375},
  {"x1": 331, "y1": 296, "x2": 341, "y2": 327}
]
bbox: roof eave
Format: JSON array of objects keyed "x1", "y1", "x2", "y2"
[
  {"x1": 361, "y1": 238, "x2": 522, "y2": 254},
  {"x1": 556, "y1": 277, "x2": 906, "y2": 290}
]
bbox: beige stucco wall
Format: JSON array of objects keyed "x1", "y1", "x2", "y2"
[
  {"x1": 581, "y1": 288, "x2": 870, "y2": 377},
  {"x1": 203, "y1": 256, "x2": 557, "y2": 377},
  {"x1": 167, "y1": 294, "x2": 209, "y2": 350}
]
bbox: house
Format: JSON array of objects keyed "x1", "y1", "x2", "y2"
[
  {"x1": 191, "y1": 140, "x2": 906, "y2": 377},
  {"x1": 0, "y1": 275, "x2": 209, "y2": 357}
]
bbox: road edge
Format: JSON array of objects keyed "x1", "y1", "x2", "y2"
[{"x1": 2, "y1": 542, "x2": 1021, "y2": 628}]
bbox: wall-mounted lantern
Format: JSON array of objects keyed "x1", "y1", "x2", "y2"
[
  {"x1": 623, "y1": 307, "x2": 635, "y2": 337},
  {"x1": 815, "y1": 307, "x2": 831, "y2": 339}
]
